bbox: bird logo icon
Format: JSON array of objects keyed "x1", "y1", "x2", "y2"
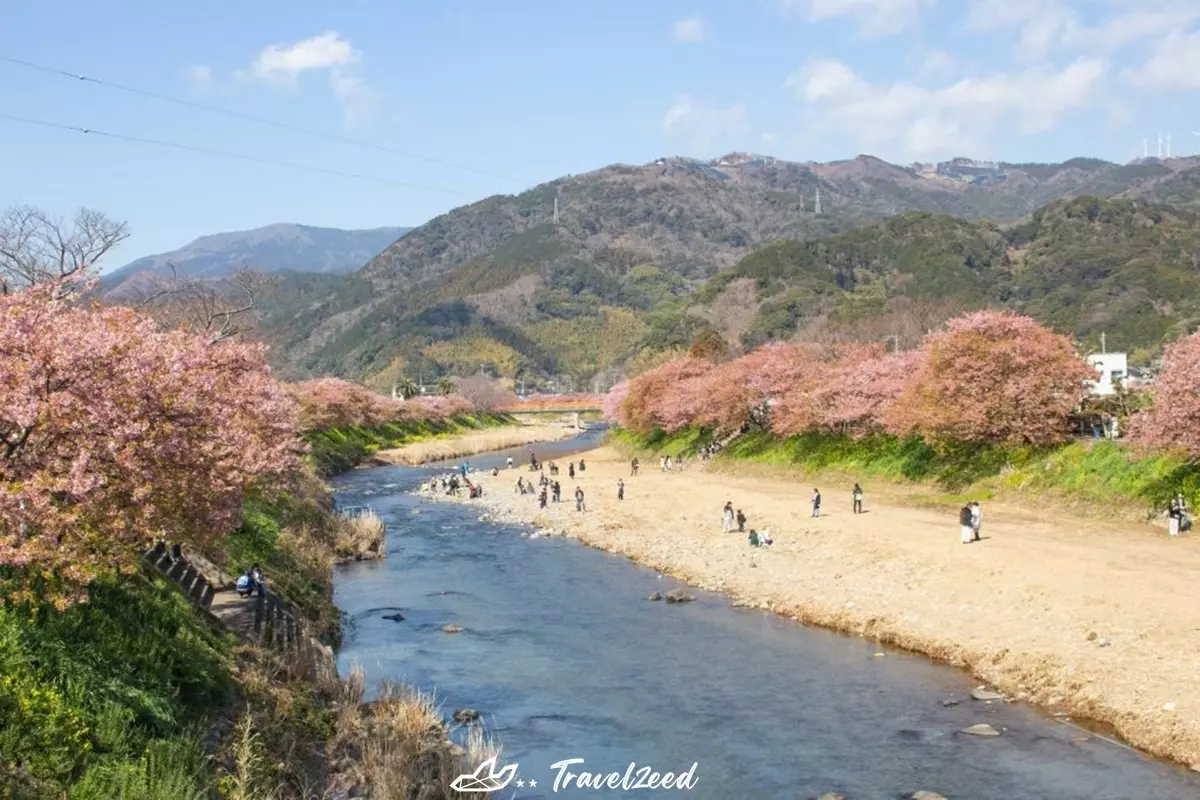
[{"x1": 449, "y1": 756, "x2": 519, "y2": 793}]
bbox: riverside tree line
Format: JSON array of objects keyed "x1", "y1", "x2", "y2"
[
  {"x1": 0, "y1": 208, "x2": 483, "y2": 609},
  {"x1": 604, "y1": 310, "x2": 1200, "y2": 457}
]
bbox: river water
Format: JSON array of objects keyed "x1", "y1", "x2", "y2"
[{"x1": 332, "y1": 434, "x2": 1200, "y2": 799}]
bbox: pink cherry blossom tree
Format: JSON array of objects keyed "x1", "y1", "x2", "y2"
[
  {"x1": 0, "y1": 282, "x2": 300, "y2": 606},
  {"x1": 1130, "y1": 331, "x2": 1200, "y2": 457},
  {"x1": 602, "y1": 381, "x2": 630, "y2": 422},
  {"x1": 888, "y1": 311, "x2": 1093, "y2": 445},
  {"x1": 619, "y1": 357, "x2": 713, "y2": 433},
  {"x1": 813, "y1": 344, "x2": 920, "y2": 435}
]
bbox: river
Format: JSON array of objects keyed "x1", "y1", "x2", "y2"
[{"x1": 332, "y1": 434, "x2": 1200, "y2": 799}]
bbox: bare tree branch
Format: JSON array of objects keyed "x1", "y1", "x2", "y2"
[
  {"x1": 129, "y1": 264, "x2": 276, "y2": 344},
  {"x1": 0, "y1": 206, "x2": 128, "y2": 295}
]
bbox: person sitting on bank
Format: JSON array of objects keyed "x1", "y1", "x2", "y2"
[
  {"x1": 748, "y1": 529, "x2": 774, "y2": 547},
  {"x1": 236, "y1": 568, "x2": 261, "y2": 597}
]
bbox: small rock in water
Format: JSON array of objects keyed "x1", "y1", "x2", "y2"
[
  {"x1": 665, "y1": 590, "x2": 694, "y2": 604},
  {"x1": 961, "y1": 723, "x2": 1000, "y2": 737},
  {"x1": 452, "y1": 708, "x2": 481, "y2": 723},
  {"x1": 382, "y1": 613, "x2": 405, "y2": 622},
  {"x1": 971, "y1": 687, "x2": 1004, "y2": 701},
  {"x1": 1190, "y1": 763, "x2": 1200, "y2": 774},
  {"x1": 873, "y1": 652, "x2": 885, "y2": 658},
  {"x1": 441, "y1": 624, "x2": 463, "y2": 634},
  {"x1": 941, "y1": 698, "x2": 960, "y2": 707},
  {"x1": 912, "y1": 792, "x2": 948, "y2": 800},
  {"x1": 817, "y1": 794, "x2": 847, "y2": 800},
  {"x1": 648, "y1": 592, "x2": 663, "y2": 601}
]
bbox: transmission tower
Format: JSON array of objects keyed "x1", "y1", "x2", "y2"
[
  {"x1": 814, "y1": 186, "x2": 822, "y2": 215},
  {"x1": 553, "y1": 196, "x2": 559, "y2": 225}
]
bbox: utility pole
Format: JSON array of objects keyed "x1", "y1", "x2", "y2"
[
  {"x1": 553, "y1": 196, "x2": 559, "y2": 225},
  {"x1": 814, "y1": 186, "x2": 822, "y2": 216},
  {"x1": 1101, "y1": 332, "x2": 1106, "y2": 354}
]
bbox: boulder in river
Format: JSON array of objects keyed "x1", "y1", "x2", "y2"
[
  {"x1": 453, "y1": 708, "x2": 481, "y2": 723},
  {"x1": 961, "y1": 723, "x2": 1000, "y2": 737},
  {"x1": 912, "y1": 792, "x2": 948, "y2": 800},
  {"x1": 941, "y1": 698, "x2": 960, "y2": 707},
  {"x1": 970, "y1": 686, "x2": 1004, "y2": 701},
  {"x1": 648, "y1": 591, "x2": 663, "y2": 601},
  {"x1": 816, "y1": 794, "x2": 846, "y2": 800},
  {"x1": 665, "y1": 590, "x2": 694, "y2": 604},
  {"x1": 441, "y1": 624, "x2": 463, "y2": 634},
  {"x1": 382, "y1": 613, "x2": 406, "y2": 622}
]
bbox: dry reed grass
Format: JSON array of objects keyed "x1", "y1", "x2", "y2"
[
  {"x1": 334, "y1": 510, "x2": 386, "y2": 562},
  {"x1": 327, "y1": 666, "x2": 498, "y2": 799}
]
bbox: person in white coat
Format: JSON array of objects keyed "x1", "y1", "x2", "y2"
[{"x1": 970, "y1": 501, "x2": 982, "y2": 542}]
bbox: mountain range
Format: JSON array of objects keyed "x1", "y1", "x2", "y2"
[
  {"x1": 232, "y1": 153, "x2": 1200, "y2": 387},
  {"x1": 105, "y1": 223, "x2": 411, "y2": 289}
]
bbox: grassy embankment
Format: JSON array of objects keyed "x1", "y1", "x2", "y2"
[
  {"x1": 0, "y1": 422, "x2": 498, "y2": 798},
  {"x1": 305, "y1": 412, "x2": 515, "y2": 477},
  {"x1": 611, "y1": 427, "x2": 1200, "y2": 515}
]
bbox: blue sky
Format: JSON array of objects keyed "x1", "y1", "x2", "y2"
[{"x1": 2, "y1": 0, "x2": 1198, "y2": 267}]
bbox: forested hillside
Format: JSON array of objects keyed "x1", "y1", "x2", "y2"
[{"x1": 251, "y1": 154, "x2": 1200, "y2": 384}]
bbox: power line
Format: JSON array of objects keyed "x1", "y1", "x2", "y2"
[
  {"x1": 0, "y1": 112, "x2": 468, "y2": 195},
  {"x1": 0, "y1": 54, "x2": 529, "y2": 185}
]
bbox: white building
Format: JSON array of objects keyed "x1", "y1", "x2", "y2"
[{"x1": 1086, "y1": 352, "x2": 1128, "y2": 396}]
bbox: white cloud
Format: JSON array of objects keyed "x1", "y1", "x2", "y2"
[
  {"x1": 785, "y1": 57, "x2": 1107, "y2": 159},
  {"x1": 1123, "y1": 29, "x2": 1200, "y2": 90},
  {"x1": 672, "y1": 18, "x2": 707, "y2": 43},
  {"x1": 186, "y1": 64, "x2": 214, "y2": 93},
  {"x1": 778, "y1": 0, "x2": 934, "y2": 36},
  {"x1": 244, "y1": 31, "x2": 377, "y2": 125},
  {"x1": 661, "y1": 94, "x2": 751, "y2": 155},
  {"x1": 250, "y1": 31, "x2": 356, "y2": 83},
  {"x1": 916, "y1": 49, "x2": 955, "y2": 79},
  {"x1": 967, "y1": 0, "x2": 1200, "y2": 59}
]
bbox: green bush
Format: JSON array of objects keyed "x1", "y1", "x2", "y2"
[{"x1": 0, "y1": 572, "x2": 232, "y2": 793}]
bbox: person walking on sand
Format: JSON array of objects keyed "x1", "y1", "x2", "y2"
[
  {"x1": 575, "y1": 487, "x2": 586, "y2": 512},
  {"x1": 811, "y1": 489, "x2": 821, "y2": 519},
  {"x1": 959, "y1": 503, "x2": 974, "y2": 544},
  {"x1": 539, "y1": 487, "x2": 548, "y2": 509},
  {"x1": 722, "y1": 502, "x2": 735, "y2": 533},
  {"x1": 579, "y1": 458, "x2": 586, "y2": 473},
  {"x1": 852, "y1": 483, "x2": 863, "y2": 514},
  {"x1": 617, "y1": 479, "x2": 625, "y2": 500},
  {"x1": 736, "y1": 509, "x2": 747, "y2": 532},
  {"x1": 552, "y1": 480, "x2": 562, "y2": 503},
  {"x1": 970, "y1": 501, "x2": 982, "y2": 541},
  {"x1": 507, "y1": 456, "x2": 514, "y2": 469},
  {"x1": 568, "y1": 462, "x2": 576, "y2": 480},
  {"x1": 631, "y1": 457, "x2": 640, "y2": 477}
]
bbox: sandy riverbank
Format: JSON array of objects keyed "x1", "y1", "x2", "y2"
[
  {"x1": 372, "y1": 423, "x2": 575, "y2": 466},
  {"x1": 423, "y1": 444, "x2": 1200, "y2": 768}
]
